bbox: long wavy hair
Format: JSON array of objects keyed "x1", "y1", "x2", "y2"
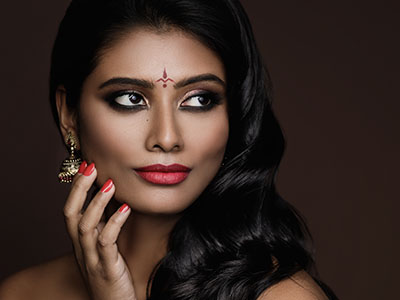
[{"x1": 49, "y1": 0, "x2": 337, "y2": 299}]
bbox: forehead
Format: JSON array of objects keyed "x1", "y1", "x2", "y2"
[{"x1": 93, "y1": 28, "x2": 225, "y2": 81}]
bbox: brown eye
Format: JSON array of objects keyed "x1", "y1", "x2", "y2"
[
  {"x1": 181, "y1": 95, "x2": 212, "y2": 107},
  {"x1": 114, "y1": 92, "x2": 147, "y2": 107}
]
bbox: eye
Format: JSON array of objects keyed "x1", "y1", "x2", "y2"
[
  {"x1": 179, "y1": 92, "x2": 223, "y2": 112},
  {"x1": 113, "y1": 91, "x2": 147, "y2": 107},
  {"x1": 181, "y1": 94, "x2": 213, "y2": 107}
]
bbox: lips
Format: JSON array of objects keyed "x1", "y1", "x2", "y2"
[{"x1": 134, "y1": 164, "x2": 191, "y2": 185}]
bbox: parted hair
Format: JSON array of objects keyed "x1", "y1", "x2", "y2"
[{"x1": 49, "y1": 0, "x2": 337, "y2": 299}]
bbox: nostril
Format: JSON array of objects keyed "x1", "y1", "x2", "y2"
[
  {"x1": 152, "y1": 143, "x2": 181, "y2": 152},
  {"x1": 152, "y1": 144, "x2": 162, "y2": 150}
]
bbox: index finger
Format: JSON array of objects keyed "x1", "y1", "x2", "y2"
[{"x1": 63, "y1": 162, "x2": 97, "y2": 235}]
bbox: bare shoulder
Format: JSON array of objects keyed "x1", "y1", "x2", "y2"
[
  {"x1": 0, "y1": 253, "x2": 89, "y2": 300},
  {"x1": 258, "y1": 270, "x2": 329, "y2": 300}
]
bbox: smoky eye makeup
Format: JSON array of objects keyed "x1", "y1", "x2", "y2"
[
  {"x1": 102, "y1": 88, "x2": 224, "y2": 113},
  {"x1": 179, "y1": 90, "x2": 224, "y2": 112},
  {"x1": 103, "y1": 90, "x2": 148, "y2": 111}
]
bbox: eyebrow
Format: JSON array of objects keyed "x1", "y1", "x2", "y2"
[
  {"x1": 174, "y1": 74, "x2": 226, "y2": 88},
  {"x1": 98, "y1": 77, "x2": 154, "y2": 89},
  {"x1": 98, "y1": 73, "x2": 225, "y2": 90}
]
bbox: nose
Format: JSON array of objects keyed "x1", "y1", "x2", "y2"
[{"x1": 145, "y1": 105, "x2": 184, "y2": 153}]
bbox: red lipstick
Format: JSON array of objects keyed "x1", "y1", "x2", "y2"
[{"x1": 134, "y1": 164, "x2": 191, "y2": 185}]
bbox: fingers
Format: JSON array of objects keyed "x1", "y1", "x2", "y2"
[
  {"x1": 63, "y1": 161, "x2": 98, "y2": 275},
  {"x1": 63, "y1": 161, "x2": 132, "y2": 283},
  {"x1": 63, "y1": 162, "x2": 97, "y2": 241},
  {"x1": 97, "y1": 204, "x2": 131, "y2": 269},
  {"x1": 80, "y1": 179, "x2": 115, "y2": 231},
  {"x1": 78, "y1": 179, "x2": 116, "y2": 265},
  {"x1": 61, "y1": 161, "x2": 137, "y2": 298}
]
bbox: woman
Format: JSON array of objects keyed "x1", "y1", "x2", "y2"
[{"x1": 0, "y1": 0, "x2": 337, "y2": 299}]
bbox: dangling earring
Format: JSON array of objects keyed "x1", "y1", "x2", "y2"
[{"x1": 58, "y1": 131, "x2": 82, "y2": 183}]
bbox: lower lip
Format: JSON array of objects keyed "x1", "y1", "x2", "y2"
[{"x1": 135, "y1": 171, "x2": 190, "y2": 185}]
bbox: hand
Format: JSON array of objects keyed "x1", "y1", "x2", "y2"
[{"x1": 63, "y1": 161, "x2": 136, "y2": 300}]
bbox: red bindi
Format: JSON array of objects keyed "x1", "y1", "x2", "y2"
[{"x1": 156, "y1": 68, "x2": 175, "y2": 88}]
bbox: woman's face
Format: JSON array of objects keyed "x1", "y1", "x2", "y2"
[{"x1": 75, "y1": 28, "x2": 229, "y2": 215}]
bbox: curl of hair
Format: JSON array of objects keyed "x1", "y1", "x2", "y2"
[{"x1": 49, "y1": 0, "x2": 337, "y2": 299}]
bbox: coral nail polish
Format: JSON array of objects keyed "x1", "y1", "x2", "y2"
[
  {"x1": 78, "y1": 161, "x2": 87, "y2": 174},
  {"x1": 101, "y1": 179, "x2": 113, "y2": 193},
  {"x1": 119, "y1": 203, "x2": 130, "y2": 213},
  {"x1": 83, "y1": 163, "x2": 95, "y2": 176}
]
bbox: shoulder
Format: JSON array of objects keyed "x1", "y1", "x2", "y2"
[
  {"x1": 257, "y1": 270, "x2": 329, "y2": 300},
  {"x1": 0, "y1": 254, "x2": 89, "y2": 300}
]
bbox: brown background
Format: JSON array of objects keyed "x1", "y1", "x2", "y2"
[{"x1": 0, "y1": 1, "x2": 399, "y2": 299}]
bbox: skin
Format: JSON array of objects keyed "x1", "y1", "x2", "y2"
[
  {"x1": 61, "y1": 28, "x2": 230, "y2": 300},
  {"x1": 77, "y1": 29, "x2": 229, "y2": 217},
  {"x1": 0, "y1": 28, "x2": 328, "y2": 300}
]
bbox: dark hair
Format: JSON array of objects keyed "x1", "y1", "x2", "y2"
[{"x1": 50, "y1": 0, "x2": 337, "y2": 299}]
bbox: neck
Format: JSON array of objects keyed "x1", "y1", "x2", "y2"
[{"x1": 117, "y1": 210, "x2": 180, "y2": 298}]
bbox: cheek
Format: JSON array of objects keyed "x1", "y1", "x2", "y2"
[
  {"x1": 79, "y1": 111, "x2": 117, "y2": 159},
  {"x1": 77, "y1": 99, "x2": 146, "y2": 175},
  {"x1": 182, "y1": 110, "x2": 229, "y2": 167}
]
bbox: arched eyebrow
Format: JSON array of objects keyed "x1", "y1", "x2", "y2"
[
  {"x1": 98, "y1": 73, "x2": 225, "y2": 90},
  {"x1": 174, "y1": 74, "x2": 226, "y2": 88},
  {"x1": 98, "y1": 78, "x2": 154, "y2": 89}
]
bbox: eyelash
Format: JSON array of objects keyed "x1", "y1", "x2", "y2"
[
  {"x1": 104, "y1": 90, "x2": 222, "y2": 112},
  {"x1": 105, "y1": 91, "x2": 147, "y2": 112}
]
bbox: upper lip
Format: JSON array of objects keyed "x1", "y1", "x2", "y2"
[{"x1": 134, "y1": 164, "x2": 191, "y2": 172}]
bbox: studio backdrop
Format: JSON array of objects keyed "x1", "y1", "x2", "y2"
[{"x1": 0, "y1": 1, "x2": 398, "y2": 299}]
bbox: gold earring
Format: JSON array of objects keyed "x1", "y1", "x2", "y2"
[{"x1": 58, "y1": 132, "x2": 82, "y2": 183}]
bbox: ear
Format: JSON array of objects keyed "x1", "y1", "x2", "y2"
[{"x1": 55, "y1": 86, "x2": 80, "y2": 148}]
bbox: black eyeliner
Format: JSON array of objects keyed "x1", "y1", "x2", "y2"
[
  {"x1": 104, "y1": 90, "x2": 147, "y2": 112},
  {"x1": 103, "y1": 90, "x2": 223, "y2": 112},
  {"x1": 180, "y1": 91, "x2": 223, "y2": 112}
]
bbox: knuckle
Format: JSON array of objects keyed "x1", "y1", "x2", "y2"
[
  {"x1": 108, "y1": 216, "x2": 120, "y2": 227},
  {"x1": 91, "y1": 198, "x2": 105, "y2": 209},
  {"x1": 63, "y1": 206, "x2": 74, "y2": 219},
  {"x1": 90, "y1": 196, "x2": 109, "y2": 212},
  {"x1": 78, "y1": 222, "x2": 90, "y2": 236},
  {"x1": 97, "y1": 234, "x2": 112, "y2": 248}
]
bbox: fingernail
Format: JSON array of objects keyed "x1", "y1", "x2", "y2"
[
  {"x1": 119, "y1": 203, "x2": 130, "y2": 213},
  {"x1": 78, "y1": 161, "x2": 87, "y2": 174},
  {"x1": 101, "y1": 179, "x2": 113, "y2": 193},
  {"x1": 83, "y1": 163, "x2": 95, "y2": 176}
]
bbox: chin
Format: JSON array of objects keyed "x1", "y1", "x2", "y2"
[{"x1": 113, "y1": 183, "x2": 201, "y2": 216}]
